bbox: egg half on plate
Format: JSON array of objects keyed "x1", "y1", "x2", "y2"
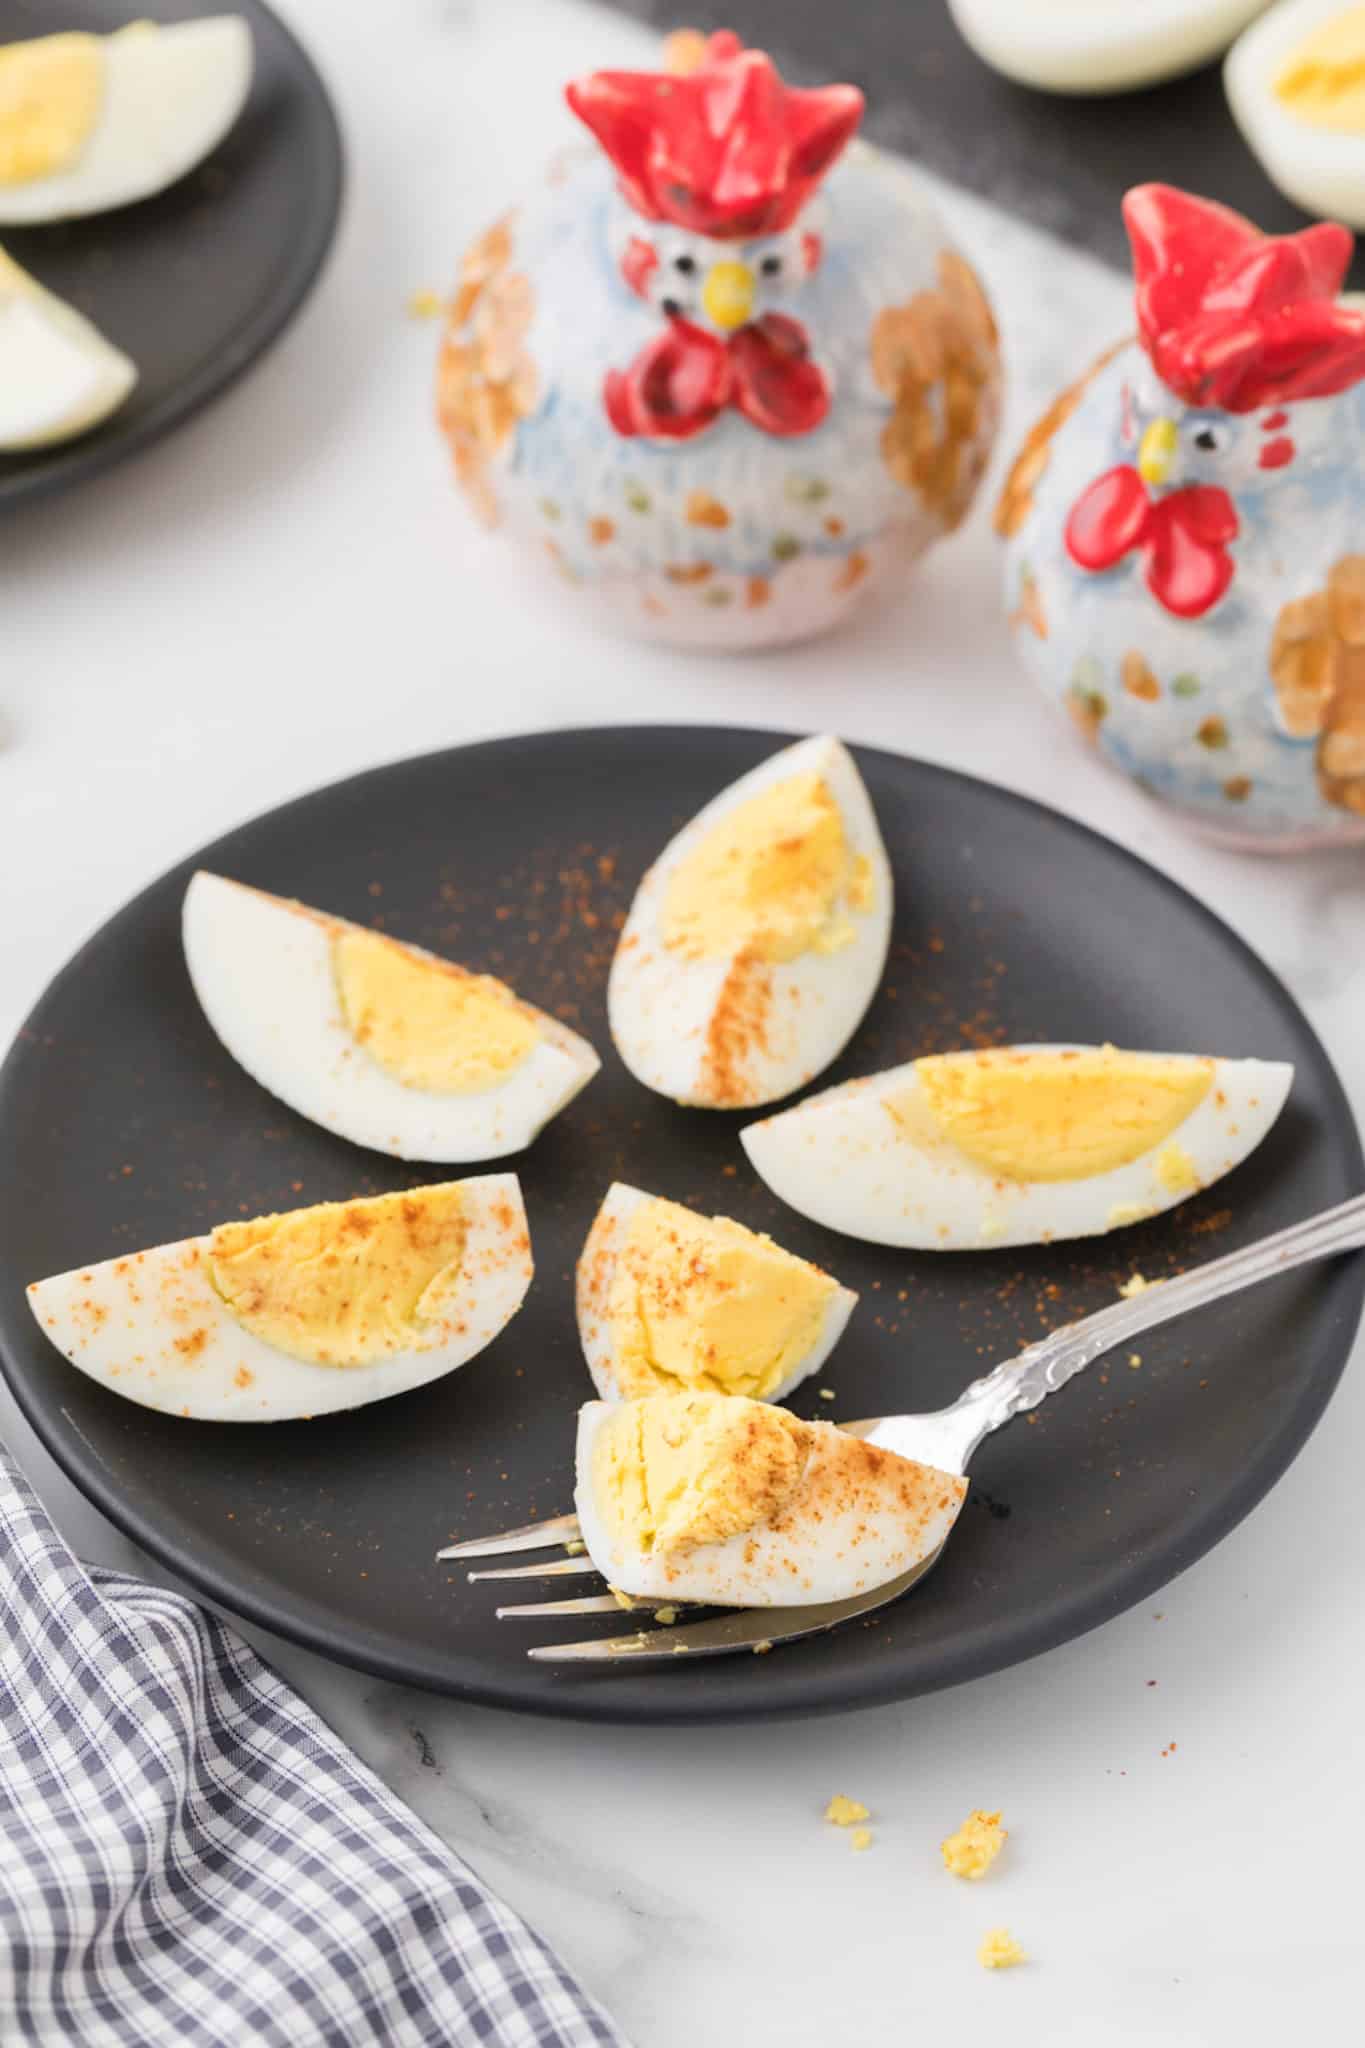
[
  {"x1": 609, "y1": 736, "x2": 892, "y2": 1110},
  {"x1": 575, "y1": 1392, "x2": 968, "y2": 1607},
  {"x1": 26, "y1": 1177, "x2": 533, "y2": 1422},
  {"x1": 576, "y1": 1181, "x2": 857, "y2": 1404},
  {"x1": 1227, "y1": 0, "x2": 1365, "y2": 227},
  {"x1": 0, "y1": 17, "x2": 252, "y2": 225},
  {"x1": 948, "y1": 0, "x2": 1271, "y2": 93},
  {"x1": 742, "y1": 1044, "x2": 1293, "y2": 1249},
  {"x1": 183, "y1": 872, "x2": 600, "y2": 1161},
  {"x1": 0, "y1": 242, "x2": 135, "y2": 449}
]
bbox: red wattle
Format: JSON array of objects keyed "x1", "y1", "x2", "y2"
[
  {"x1": 728, "y1": 313, "x2": 830, "y2": 435},
  {"x1": 1065, "y1": 464, "x2": 1239, "y2": 619},
  {"x1": 602, "y1": 312, "x2": 828, "y2": 439}
]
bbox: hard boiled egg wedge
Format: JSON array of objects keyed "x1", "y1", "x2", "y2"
[
  {"x1": 609, "y1": 736, "x2": 892, "y2": 1110},
  {"x1": 26, "y1": 1177, "x2": 532, "y2": 1422},
  {"x1": 1227, "y1": 0, "x2": 1365, "y2": 228},
  {"x1": 183, "y1": 872, "x2": 600, "y2": 1162},
  {"x1": 0, "y1": 243, "x2": 135, "y2": 449},
  {"x1": 0, "y1": 18, "x2": 252, "y2": 225},
  {"x1": 576, "y1": 1181, "x2": 856, "y2": 1404},
  {"x1": 575, "y1": 1392, "x2": 968, "y2": 1608},
  {"x1": 742, "y1": 1045, "x2": 1293, "y2": 1250},
  {"x1": 948, "y1": 0, "x2": 1271, "y2": 93}
]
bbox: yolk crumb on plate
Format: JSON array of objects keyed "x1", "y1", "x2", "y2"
[
  {"x1": 942, "y1": 1808, "x2": 1007, "y2": 1878},
  {"x1": 850, "y1": 1827, "x2": 873, "y2": 1852},
  {"x1": 978, "y1": 1928, "x2": 1026, "y2": 1971}
]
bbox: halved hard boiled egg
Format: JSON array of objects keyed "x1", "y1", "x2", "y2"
[
  {"x1": 183, "y1": 872, "x2": 600, "y2": 1162},
  {"x1": 576, "y1": 1181, "x2": 856, "y2": 1404},
  {"x1": 742, "y1": 1045, "x2": 1293, "y2": 1250},
  {"x1": 575, "y1": 1392, "x2": 967, "y2": 1608},
  {"x1": 609, "y1": 736, "x2": 892, "y2": 1110},
  {"x1": 948, "y1": 0, "x2": 1270, "y2": 93},
  {"x1": 26, "y1": 1177, "x2": 533, "y2": 1422},
  {"x1": 0, "y1": 18, "x2": 252, "y2": 225},
  {"x1": 0, "y1": 242, "x2": 135, "y2": 448},
  {"x1": 1227, "y1": 0, "x2": 1365, "y2": 227}
]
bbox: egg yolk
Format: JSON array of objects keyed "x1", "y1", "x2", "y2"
[
  {"x1": 603, "y1": 1196, "x2": 839, "y2": 1400},
  {"x1": 1275, "y1": 6, "x2": 1365, "y2": 131},
  {"x1": 591, "y1": 1392, "x2": 809, "y2": 1557},
  {"x1": 901, "y1": 1047, "x2": 1214, "y2": 1182},
  {"x1": 0, "y1": 33, "x2": 104, "y2": 187},
  {"x1": 662, "y1": 772, "x2": 871, "y2": 962},
  {"x1": 208, "y1": 1186, "x2": 467, "y2": 1367},
  {"x1": 334, "y1": 929, "x2": 539, "y2": 1095},
  {"x1": 941, "y1": 1809, "x2": 1008, "y2": 1879}
]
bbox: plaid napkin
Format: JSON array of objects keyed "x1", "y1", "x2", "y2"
[{"x1": 0, "y1": 1442, "x2": 629, "y2": 2048}]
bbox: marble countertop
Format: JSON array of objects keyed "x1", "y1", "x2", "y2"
[{"x1": 4, "y1": 3, "x2": 1363, "y2": 2041}]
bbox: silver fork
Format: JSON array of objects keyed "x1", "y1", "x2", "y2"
[{"x1": 437, "y1": 1191, "x2": 1365, "y2": 1667}]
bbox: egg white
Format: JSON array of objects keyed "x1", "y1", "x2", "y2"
[
  {"x1": 741, "y1": 1047, "x2": 1294, "y2": 1250},
  {"x1": 608, "y1": 736, "x2": 893, "y2": 1110},
  {"x1": 0, "y1": 246, "x2": 135, "y2": 448},
  {"x1": 1227, "y1": 0, "x2": 1365, "y2": 227},
  {"x1": 574, "y1": 1401, "x2": 967, "y2": 1607},
  {"x1": 26, "y1": 1174, "x2": 533, "y2": 1423},
  {"x1": 0, "y1": 17, "x2": 253, "y2": 226},
  {"x1": 575, "y1": 1181, "x2": 857, "y2": 1404},
  {"x1": 948, "y1": 0, "x2": 1270, "y2": 93},
  {"x1": 183, "y1": 872, "x2": 600, "y2": 1162}
]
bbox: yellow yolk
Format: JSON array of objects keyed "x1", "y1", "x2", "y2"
[
  {"x1": 591, "y1": 1392, "x2": 808, "y2": 1557},
  {"x1": 333, "y1": 929, "x2": 539, "y2": 1095},
  {"x1": 825, "y1": 1796, "x2": 870, "y2": 1827},
  {"x1": 942, "y1": 1810, "x2": 1008, "y2": 1879},
  {"x1": 0, "y1": 33, "x2": 103, "y2": 187},
  {"x1": 208, "y1": 1186, "x2": 467, "y2": 1367},
  {"x1": 662, "y1": 773, "x2": 867, "y2": 962},
  {"x1": 904, "y1": 1047, "x2": 1214, "y2": 1183},
  {"x1": 978, "y1": 1929, "x2": 1026, "y2": 1971},
  {"x1": 1275, "y1": 6, "x2": 1365, "y2": 132},
  {"x1": 603, "y1": 1196, "x2": 839, "y2": 1400},
  {"x1": 1155, "y1": 1142, "x2": 1200, "y2": 1193}
]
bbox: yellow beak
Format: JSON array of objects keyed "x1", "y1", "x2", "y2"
[
  {"x1": 701, "y1": 260, "x2": 755, "y2": 332},
  {"x1": 1138, "y1": 417, "x2": 1179, "y2": 487}
]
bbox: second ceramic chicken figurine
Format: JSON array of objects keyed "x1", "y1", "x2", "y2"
[
  {"x1": 998, "y1": 182, "x2": 1365, "y2": 850},
  {"x1": 436, "y1": 29, "x2": 1002, "y2": 649}
]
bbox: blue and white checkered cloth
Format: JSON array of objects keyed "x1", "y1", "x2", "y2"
[{"x1": 0, "y1": 1443, "x2": 629, "y2": 2048}]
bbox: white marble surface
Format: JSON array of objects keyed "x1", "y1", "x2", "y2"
[{"x1": 4, "y1": 3, "x2": 1365, "y2": 2041}]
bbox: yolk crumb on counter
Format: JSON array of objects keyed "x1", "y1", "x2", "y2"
[
  {"x1": 941, "y1": 1808, "x2": 1007, "y2": 1879},
  {"x1": 978, "y1": 1928, "x2": 1026, "y2": 1971},
  {"x1": 825, "y1": 1795, "x2": 870, "y2": 1828}
]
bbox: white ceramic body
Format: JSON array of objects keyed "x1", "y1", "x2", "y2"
[
  {"x1": 437, "y1": 141, "x2": 1002, "y2": 650},
  {"x1": 1000, "y1": 339, "x2": 1365, "y2": 849}
]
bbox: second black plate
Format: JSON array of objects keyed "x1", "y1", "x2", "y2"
[
  {"x1": 0, "y1": 727, "x2": 1360, "y2": 1722},
  {"x1": 0, "y1": 0, "x2": 343, "y2": 511}
]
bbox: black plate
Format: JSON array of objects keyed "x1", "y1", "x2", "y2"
[
  {"x1": 0, "y1": 0, "x2": 342, "y2": 511},
  {"x1": 1, "y1": 728, "x2": 1361, "y2": 1724}
]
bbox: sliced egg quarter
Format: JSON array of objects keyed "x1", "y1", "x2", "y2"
[
  {"x1": 26, "y1": 1176, "x2": 533, "y2": 1422},
  {"x1": 0, "y1": 17, "x2": 253, "y2": 225},
  {"x1": 575, "y1": 1181, "x2": 856, "y2": 1403},
  {"x1": 608, "y1": 735, "x2": 892, "y2": 1110},
  {"x1": 574, "y1": 1393, "x2": 967, "y2": 1607},
  {"x1": 1227, "y1": 0, "x2": 1365, "y2": 228},
  {"x1": 0, "y1": 243, "x2": 135, "y2": 449},
  {"x1": 741, "y1": 1045, "x2": 1293, "y2": 1249},
  {"x1": 183, "y1": 872, "x2": 600, "y2": 1161}
]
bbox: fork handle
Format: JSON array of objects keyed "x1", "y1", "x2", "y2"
[{"x1": 947, "y1": 1189, "x2": 1365, "y2": 1464}]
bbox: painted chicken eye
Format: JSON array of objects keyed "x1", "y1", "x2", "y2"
[
  {"x1": 661, "y1": 296, "x2": 684, "y2": 317},
  {"x1": 1190, "y1": 421, "x2": 1229, "y2": 454},
  {"x1": 760, "y1": 254, "x2": 782, "y2": 276},
  {"x1": 674, "y1": 254, "x2": 696, "y2": 276}
]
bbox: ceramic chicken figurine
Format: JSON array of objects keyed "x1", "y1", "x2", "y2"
[
  {"x1": 998, "y1": 183, "x2": 1365, "y2": 850},
  {"x1": 437, "y1": 30, "x2": 1001, "y2": 649}
]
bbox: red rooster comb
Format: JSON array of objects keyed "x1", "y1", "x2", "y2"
[
  {"x1": 1123, "y1": 183, "x2": 1365, "y2": 413},
  {"x1": 566, "y1": 30, "x2": 863, "y2": 241}
]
